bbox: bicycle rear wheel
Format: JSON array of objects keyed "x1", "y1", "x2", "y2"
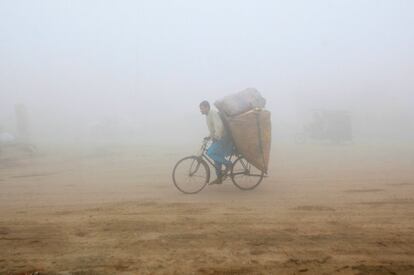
[
  {"x1": 172, "y1": 156, "x2": 210, "y2": 194},
  {"x1": 231, "y1": 157, "x2": 264, "y2": 190}
]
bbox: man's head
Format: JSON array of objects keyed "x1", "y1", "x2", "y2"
[{"x1": 199, "y1": 100, "x2": 210, "y2": 115}]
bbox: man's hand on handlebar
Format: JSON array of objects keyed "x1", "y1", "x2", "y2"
[{"x1": 204, "y1": 136, "x2": 219, "y2": 142}]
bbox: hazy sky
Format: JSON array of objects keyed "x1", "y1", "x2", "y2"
[{"x1": 1, "y1": 0, "x2": 413, "y2": 142}]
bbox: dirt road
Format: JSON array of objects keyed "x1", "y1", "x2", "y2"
[{"x1": 1, "y1": 143, "x2": 413, "y2": 274}]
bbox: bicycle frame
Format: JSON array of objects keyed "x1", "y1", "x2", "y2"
[{"x1": 195, "y1": 139, "x2": 243, "y2": 177}]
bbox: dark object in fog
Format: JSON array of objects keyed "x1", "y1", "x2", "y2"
[
  {"x1": 15, "y1": 104, "x2": 30, "y2": 143},
  {"x1": 296, "y1": 110, "x2": 352, "y2": 144}
]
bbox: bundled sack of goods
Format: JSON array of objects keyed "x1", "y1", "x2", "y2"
[{"x1": 215, "y1": 88, "x2": 271, "y2": 173}]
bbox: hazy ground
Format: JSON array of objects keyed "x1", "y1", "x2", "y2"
[{"x1": 0, "y1": 141, "x2": 413, "y2": 274}]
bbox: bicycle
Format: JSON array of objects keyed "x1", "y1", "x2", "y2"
[{"x1": 172, "y1": 138, "x2": 265, "y2": 194}]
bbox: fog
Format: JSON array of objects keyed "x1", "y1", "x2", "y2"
[
  {"x1": 2, "y1": 2, "x2": 414, "y2": 273},
  {"x1": 1, "y1": 0, "x2": 414, "y2": 146}
]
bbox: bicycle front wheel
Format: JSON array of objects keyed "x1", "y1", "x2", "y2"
[
  {"x1": 231, "y1": 157, "x2": 264, "y2": 190},
  {"x1": 172, "y1": 156, "x2": 210, "y2": 194}
]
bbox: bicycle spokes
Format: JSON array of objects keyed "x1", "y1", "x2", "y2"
[
  {"x1": 173, "y1": 156, "x2": 210, "y2": 194},
  {"x1": 189, "y1": 159, "x2": 201, "y2": 176},
  {"x1": 231, "y1": 157, "x2": 264, "y2": 190}
]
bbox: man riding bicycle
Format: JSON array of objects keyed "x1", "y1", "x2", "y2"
[{"x1": 199, "y1": 100, "x2": 233, "y2": 184}]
